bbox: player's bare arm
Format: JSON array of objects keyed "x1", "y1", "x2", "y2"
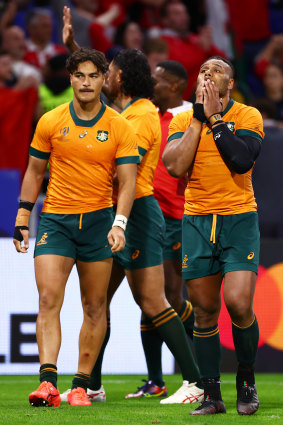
[
  {"x1": 13, "y1": 156, "x2": 48, "y2": 253},
  {"x1": 162, "y1": 119, "x2": 202, "y2": 178},
  {"x1": 62, "y1": 6, "x2": 79, "y2": 53},
  {"x1": 108, "y1": 163, "x2": 137, "y2": 253}
]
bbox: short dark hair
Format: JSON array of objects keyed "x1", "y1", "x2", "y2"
[
  {"x1": 203, "y1": 56, "x2": 235, "y2": 77},
  {"x1": 157, "y1": 60, "x2": 187, "y2": 82},
  {"x1": 112, "y1": 48, "x2": 154, "y2": 98},
  {"x1": 66, "y1": 48, "x2": 108, "y2": 75}
]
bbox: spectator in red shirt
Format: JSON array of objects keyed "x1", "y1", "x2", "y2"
[
  {"x1": 157, "y1": 1, "x2": 224, "y2": 100},
  {"x1": 23, "y1": 8, "x2": 67, "y2": 70}
]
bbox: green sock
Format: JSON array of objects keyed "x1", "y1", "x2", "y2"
[
  {"x1": 152, "y1": 307, "x2": 201, "y2": 385},
  {"x1": 141, "y1": 316, "x2": 163, "y2": 387},
  {"x1": 178, "y1": 300, "x2": 194, "y2": 339},
  {"x1": 39, "y1": 363, "x2": 57, "y2": 388},
  {"x1": 232, "y1": 315, "x2": 259, "y2": 367},
  {"x1": 193, "y1": 324, "x2": 221, "y2": 379},
  {"x1": 72, "y1": 372, "x2": 90, "y2": 390},
  {"x1": 89, "y1": 319, "x2": 111, "y2": 391}
]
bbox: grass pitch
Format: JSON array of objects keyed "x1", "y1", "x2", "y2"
[{"x1": 0, "y1": 374, "x2": 282, "y2": 425}]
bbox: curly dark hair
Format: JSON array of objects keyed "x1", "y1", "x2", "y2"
[
  {"x1": 112, "y1": 48, "x2": 154, "y2": 98},
  {"x1": 66, "y1": 48, "x2": 108, "y2": 75}
]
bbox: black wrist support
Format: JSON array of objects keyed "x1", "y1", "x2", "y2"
[
  {"x1": 19, "y1": 200, "x2": 35, "y2": 211},
  {"x1": 13, "y1": 226, "x2": 29, "y2": 242},
  {"x1": 193, "y1": 103, "x2": 206, "y2": 123}
]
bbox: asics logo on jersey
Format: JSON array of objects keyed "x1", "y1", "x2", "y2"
[
  {"x1": 36, "y1": 232, "x2": 48, "y2": 246},
  {"x1": 60, "y1": 127, "x2": 69, "y2": 136},
  {"x1": 247, "y1": 252, "x2": 255, "y2": 260},
  {"x1": 96, "y1": 130, "x2": 109, "y2": 142},
  {"x1": 79, "y1": 130, "x2": 88, "y2": 138}
]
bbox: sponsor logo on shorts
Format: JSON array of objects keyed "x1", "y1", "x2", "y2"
[
  {"x1": 132, "y1": 249, "x2": 140, "y2": 260},
  {"x1": 172, "y1": 242, "x2": 181, "y2": 251},
  {"x1": 79, "y1": 130, "x2": 88, "y2": 138},
  {"x1": 182, "y1": 254, "x2": 189, "y2": 269},
  {"x1": 36, "y1": 232, "x2": 48, "y2": 246},
  {"x1": 247, "y1": 252, "x2": 255, "y2": 260},
  {"x1": 96, "y1": 130, "x2": 109, "y2": 142}
]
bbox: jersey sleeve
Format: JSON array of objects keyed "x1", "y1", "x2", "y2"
[
  {"x1": 235, "y1": 106, "x2": 264, "y2": 142},
  {"x1": 29, "y1": 113, "x2": 52, "y2": 159},
  {"x1": 113, "y1": 116, "x2": 140, "y2": 165},
  {"x1": 168, "y1": 111, "x2": 192, "y2": 142},
  {"x1": 128, "y1": 111, "x2": 155, "y2": 156}
]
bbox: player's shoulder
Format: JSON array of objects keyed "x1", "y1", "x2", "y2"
[
  {"x1": 105, "y1": 104, "x2": 130, "y2": 123},
  {"x1": 231, "y1": 99, "x2": 262, "y2": 119},
  {"x1": 129, "y1": 98, "x2": 158, "y2": 117},
  {"x1": 171, "y1": 109, "x2": 193, "y2": 125},
  {"x1": 39, "y1": 102, "x2": 70, "y2": 125}
]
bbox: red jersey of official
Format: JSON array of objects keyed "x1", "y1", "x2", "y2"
[{"x1": 153, "y1": 101, "x2": 192, "y2": 220}]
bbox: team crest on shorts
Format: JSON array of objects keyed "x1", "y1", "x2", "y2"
[
  {"x1": 36, "y1": 232, "x2": 48, "y2": 246},
  {"x1": 96, "y1": 130, "x2": 109, "y2": 142}
]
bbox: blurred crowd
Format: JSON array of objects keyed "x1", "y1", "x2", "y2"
[{"x1": 1, "y1": 0, "x2": 283, "y2": 237}]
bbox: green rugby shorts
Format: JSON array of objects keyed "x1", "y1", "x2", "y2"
[
  {"x1": 114, "y1": 195, "x2": 165, "y2": 270},
  {"x1": 163, "y1": 216, "x2": 182, "y2": 261},
  {"x1": 34, "y1": 208, "x2": 113, "y2": 262},
  {"x1": 182, "y1": 212, "x2": 260, "y2": 280}
]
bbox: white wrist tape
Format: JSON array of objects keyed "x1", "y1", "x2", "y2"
[{"x1": 112, "y1": 214, "x2": 128, "y2": 231}]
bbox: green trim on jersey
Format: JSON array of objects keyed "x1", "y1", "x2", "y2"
[
  {"x1": 69, "y1": 101, "x2": 106, "y2": 127},
  {"x1": 235, "y1": 129, "x2": 263, "y2": 142},
  {"x1": 138, "y1": 146, "x2": 147, "y2": 156},
  {"x1": 116, "y1": 156, "x2": 140, "y2": 165},
  {"x1": 168, "y1": 131, "x2": 184, "y2": 142},
  {"x1": 222, "y1": 98, "x2": 234, "y2": 116},
  {"x1": 121, "y1": 97, "x2": 143, "y2": 113},
  {"x1": 29, "y1": 146, "x2": 50, "y2": 159}
]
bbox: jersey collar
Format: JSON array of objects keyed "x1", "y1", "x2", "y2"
[
  {"x1": 69, "y1": 100, "x2": 106, "y2": 127},
  {"x1": 121, "y1": 97, "x2": 144, "y2": 113}
]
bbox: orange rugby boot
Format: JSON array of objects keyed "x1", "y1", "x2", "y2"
[
  {"x1": 67, "y1": 387, "x2": 92, "y2": 406},
  {"x1": 29, "y1": 381, "x2": 61, "y2": 407}
]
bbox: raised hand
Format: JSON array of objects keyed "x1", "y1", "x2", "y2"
[
  {"x1": 203, "y1": 79, "x2": 222, "y2": 119},
  {"x1": 62, "y1": 6, "x2": 79, "y2": 52}
]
